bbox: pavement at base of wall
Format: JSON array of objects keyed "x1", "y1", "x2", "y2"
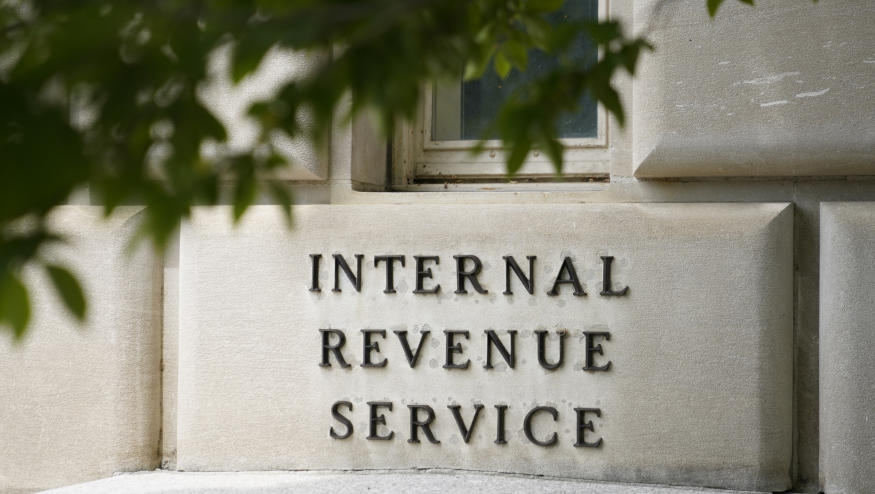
[{"x1": 40, "y1": 470, "x2": 783, "y2": 494}]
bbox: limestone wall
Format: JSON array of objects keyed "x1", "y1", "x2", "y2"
[{"x1": 2, "y1": 1, "x2": 873, "y2": 492}]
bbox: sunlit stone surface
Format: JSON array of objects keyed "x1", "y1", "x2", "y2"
[
  {"x1": 177, "y1": 203, "x2": 793, "y2": 492},
  {"x1": 0, "y1": 207, "x2": 161, "y2": 492}
]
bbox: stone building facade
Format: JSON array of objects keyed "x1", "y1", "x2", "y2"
[{"x1": 1, "y1": 1, "x2": 873, "y2": 492}]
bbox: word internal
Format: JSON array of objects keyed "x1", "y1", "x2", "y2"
[{"x1": 309, "y1": 254, "x2": 629, "y2": 297}]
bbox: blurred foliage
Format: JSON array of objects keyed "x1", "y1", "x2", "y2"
[{"x1": 0, "y1": 0, "x2": 757, "y2": 339}]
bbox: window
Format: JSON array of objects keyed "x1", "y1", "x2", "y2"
[{"x1": 393, "y1": 0, "x2": 610, "y2": 188}]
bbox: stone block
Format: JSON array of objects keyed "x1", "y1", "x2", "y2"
[
  {"x1": 0, "y1": 207, "x2": 161, "y2": 492},
  {"x1": 819, "y1": 202, "x2": 875, "y2": 494},
  {"x1": 632, "y1": 0, "x2": 875, "y2": 178},
  {"x1": 199, "y1": 46, "x2": 328, "y2": 181},
  {"x1": 177, "y1": 203, "x2": 793, "y2": 492},
  {"x1": 43, "y1": 470, "x2": 765, "y2": 494}
]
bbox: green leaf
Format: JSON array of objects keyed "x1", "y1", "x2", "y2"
[
  {"x1": 232, "y1": 164, "x2": 257, "y2": 223},
  {"x1": 541, "y1": 137, "x2": 564, "y2": 173},
  {"x1": 45, "y1": 264, "x2": 86, "y2": 321},
  {"x1": 527, "y1": 0, "x2": 565, "y2": 14},
  {"x1": 708, "y1": 0, "x2": 753, "y2": 17},
  {"x1": 463, "y1": 49, "x2": 494, "y2": 80},
  {"x1": 267, "y1": 181, "x2": 294, "y2": 227},
  {"x1": 232, "y1": 36, "x2": 273, "y2": 84},
  {"x1": 0, "y1": 272, "x2": 31, "y2": 340},
  {"x1": 523, "y1": 17, "x2": 553, "y2": 52},
  {"x1": 474, "y1": 22, "x2": 494, "y2": 44},
  {"x1": 585, "y1": 21, "x2": 622, "y2": 44},
  {"x1": 494, "y1": 51, "x2": 512, "y2": 79},
  {"x1": 591, "y1": 83, "x2": 624, "y2": 126},
  {"x1": 707, "y1": 0, "x2": 725, "y2": 16},
  {"x1": 506, "y1": 138, "x2": 531, "y2": 176},
  {"x1": 619, "y1": 41, "x2": 652, "y2": 75},
  {"x1": 504, "y1": 40, "x2": 528, "y2": 71}
]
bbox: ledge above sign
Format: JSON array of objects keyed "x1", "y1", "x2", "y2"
[{"x1": 177, "y1": 203, "x2": 793, "y2": 492}]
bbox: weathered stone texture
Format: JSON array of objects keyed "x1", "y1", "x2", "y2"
[
  {"x1": 819, "y1": 203, "x2": 875, "y2": 494},
  {"x1": 42, "y1": 470, "x2": 765, "y2": 494},
  {"x1": 632, "y1": 0, "x2": 875, "y2": 178},
  {"x1": 0, "y1": 207, "x2": 161, "y2": 492}
]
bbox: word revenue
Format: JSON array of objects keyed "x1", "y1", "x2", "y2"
[
  {"x1": 319, "y1": 329, "x2": 612, "y2": 372},
  {"x1": 309, "y1": 254, "x2": 629, "y2": 297}
]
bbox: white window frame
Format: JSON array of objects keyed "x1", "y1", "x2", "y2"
[{"x1": 393, "y1": 0, "x2": 611, "y2": 188}]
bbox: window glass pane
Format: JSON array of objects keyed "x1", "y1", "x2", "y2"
[{"x1": 432, "y1": 0, "x2": 598, "y2": 141}]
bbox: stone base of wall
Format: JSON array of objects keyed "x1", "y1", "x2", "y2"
[{"x1": 43, "y1": 470, "x2": 768, "y2": 494}]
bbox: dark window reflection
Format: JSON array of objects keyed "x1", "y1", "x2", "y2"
[{"x1": 460, "y1": 0, "x2": 598, "y2": 140}]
